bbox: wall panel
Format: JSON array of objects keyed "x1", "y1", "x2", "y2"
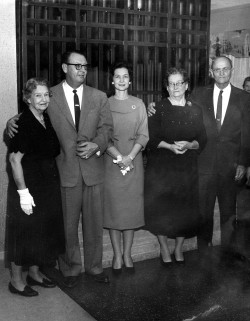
[{"x1": 17, "y1": 0, "x2": 210, "y2": 106}]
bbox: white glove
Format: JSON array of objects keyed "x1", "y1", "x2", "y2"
[{"x1": 17, "y1": 188, "x2": 36, "y2": 215}]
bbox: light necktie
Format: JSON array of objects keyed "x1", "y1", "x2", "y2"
[
  {"x1": 216, "y1": 90, "x2": 223, "y2": 132},
  {"x1": 73, "y1": 89, "x2": 80, "y2": 131}
]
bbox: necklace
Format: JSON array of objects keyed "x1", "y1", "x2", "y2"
[
  {"x1": 29, "y1": 107, "x2": 46, "y2": 128},
  {"x1": 35, "y1": 114, "x2": 46, "y2": 128}
]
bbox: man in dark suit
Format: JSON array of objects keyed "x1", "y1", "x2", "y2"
[
  {"x1": 7, "y1": 50, "x2": 113, "y2": 287},
  {"x1": 190, "y1": 56, "x2": 250, "y2": 251},
  {"x1": 147, "y1": 56, "x2": 250, "y2": 252}
]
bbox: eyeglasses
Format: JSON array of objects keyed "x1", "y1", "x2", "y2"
[
  {"x1": 66, "y1": 63, "x2": 89, "y2": 70},
  {"x1": 212, "y1": 67, "x2": 231, "y2": 74},
  {"x1": 168, "y1": 81, "x2": 185, "y2": 88}
]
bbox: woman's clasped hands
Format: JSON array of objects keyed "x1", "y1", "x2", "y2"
[
  {"x1": 170, "y1": 141, "x2": 191, "y2": 154},
  {"x1": 113, "y1": 155, "x2": 134, "y2": 175}
]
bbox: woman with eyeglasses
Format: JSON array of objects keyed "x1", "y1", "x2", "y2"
[
  {"x1": 144, "y1": 67, "x2": 207, "y2": 265},
  {"x1": 7, "y1": 78, "x2": 65, "y2": 296}
]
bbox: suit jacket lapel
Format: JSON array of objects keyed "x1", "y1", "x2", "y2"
[
  {"x1": 221, "y1": 85, "x2": 237, "y2": 132},
  {"x1": 54, "y1": 82, "x2": 75, "y2": 129},
  {"x1": 78, "y1": 85, "x2": 93, "y2": 132},
  {"x1": 205, "y1": 86, "x2": 216, "y2": 125}
]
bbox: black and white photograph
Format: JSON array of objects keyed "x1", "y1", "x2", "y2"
[{"x1": 1, "y1": 1, "x2": 250, "y2": 320}]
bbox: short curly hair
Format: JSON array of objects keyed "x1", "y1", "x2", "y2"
[
  {"x1": 163, "y1": 67, "x2": 189, "y2": 87},
  {"x1": 23, "y1": 78, "x2": 50, "y2": 105}
]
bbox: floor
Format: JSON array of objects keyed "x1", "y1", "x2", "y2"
[
  {"x1": 0, "y1": 262, "x2": 95, "y2": 321},
  {"x1": 45, "y1": 247, "x2": 250, "y2": 321},
  {"x1": 2, "y1": 246, "x2": 250, "y2": 321},
  {"x1": 1, "y1": 188, "x2": 249, "y2": 321}
]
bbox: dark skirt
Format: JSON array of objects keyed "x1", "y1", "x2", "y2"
[
  {"x1": 144, "y1": 151, "x2": 200, "y2": 238},
  {"x1": 6, "y1": 159, "x2": 65, "y2": 267}
]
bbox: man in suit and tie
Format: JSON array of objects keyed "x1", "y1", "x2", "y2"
[
  {"x1": 190, "y1": 56, "x2": 250, "y2": 251},
  {"x1": 147, "y1": 56, "x2": 250, "y2": 252},
  {"x1": 7, "y1": 50, "x2": 113, "y2": 287}
]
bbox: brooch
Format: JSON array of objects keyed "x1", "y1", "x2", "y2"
[
  {"x1": 132, "y1": 105, "x2": 136, "y2": 109},
  {"x1": 186, "y1": 101, "x2": 192, "y2": 106}
]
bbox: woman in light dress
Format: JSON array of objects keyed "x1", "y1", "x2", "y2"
[{"x1": 103, "y1": 62, "x2": 149, "y2": 273}]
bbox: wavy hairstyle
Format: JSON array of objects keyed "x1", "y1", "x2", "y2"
[
  {"x1": 163, "y1": 67, "x2": 189, "y2": 87},
  {"x1": 23, "y1": 78, "x2": 50, "y2": 105}
]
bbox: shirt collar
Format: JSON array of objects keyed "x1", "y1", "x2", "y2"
[
  {"x1": 214, "y1": 83, "x2": 231, "y2": 95},
  {"x1": 63, "y1": 81, "x2": 83, "y2": 92}
]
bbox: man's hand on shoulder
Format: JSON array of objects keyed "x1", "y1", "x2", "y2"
[
  {"x1": 235, "y1": 164, "x2": 246, "y2": 181},
  {"x1": 6, "y1": 114, "x2": 21, "y2": 138},
  {"x1": 246, "y1": 167, "x2": 250, "y2": 186},
  {"x1": 147, "y1": 102, "x2": 156, "y2": 117}
]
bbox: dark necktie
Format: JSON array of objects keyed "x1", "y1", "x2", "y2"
[
  {"x1": 216, "y1": 90, "x2": 223, "y2": 132},
  {"x1": 73, "y1": 89, "x2": 80, "y2": 131}
]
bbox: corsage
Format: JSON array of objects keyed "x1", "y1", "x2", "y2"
[{"x1": 113, "y1": 155, "x2": 131, "y2": 176}]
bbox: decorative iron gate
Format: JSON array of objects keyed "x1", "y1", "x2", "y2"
[{"x1": 16, "y1": 0, "x2": 210, "y2": 107}]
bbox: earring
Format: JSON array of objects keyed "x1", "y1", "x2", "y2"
[
  {"x1": 112, "y1": 82, "x2": 114, "y2": 84},
  {"x1": 129, "y1": 82, "x2": 131, "y2": 84}
]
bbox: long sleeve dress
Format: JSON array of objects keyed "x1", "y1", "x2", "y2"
[
  {"x1": 7, "y1": 108, "x2": 65, "y2": 267},
  {"x1": 103, "y1": 96, "x2": 149, "y2": 230},
  {"x1": 144, "y1": 99, "x2": 207, "y2": 238}
]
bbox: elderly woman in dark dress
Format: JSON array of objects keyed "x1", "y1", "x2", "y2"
[
  {"x1": 145, "y1": 68, "x2": 207, "y2": 265},
  {"x1": 7, "y1": 78, "x2": 65, "y2": 297}
]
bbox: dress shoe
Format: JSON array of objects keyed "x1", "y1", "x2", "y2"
[
  {"x1": 62, "y1": 276, "x2": 79, "y2": 288},
  {"x1": 123, "y1": 255, "x2": 134, "y2": 270},
  {"x1": 173, "y1": 253, "x2": 185, "y2": 265},
  {"x1": 85, "y1": 271, "x2": 110, "y2": 283},
  {"x1": 124, "y1": 266, "x2": 135, "y2": 273},
  {"x1": 26, "y1": 275, "x2": 56, "y2": 288},
  {"x1": 112, "y1": 257, "x2": 123, "y2": 274},
  {"x1": 160, "y1": 254, "x2": 173, "y2": 267},
  {"x1": 112, "y1": 267, "x2": 122, "y2": 275},
  {"x1": 8, "y1": 282, "x2": 38, "y2": 297}
]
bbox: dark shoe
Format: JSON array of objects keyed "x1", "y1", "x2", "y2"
[
  {"x1": 85, "y1": 271, "x2": 110, "y2": 283},
  {"x1": 124, "y1": 266, "x2": 135, "y2": 273},
  {"x1": 112, "y1": 256, "x2": 123, "y2": 270},
  {"x1": 112, "y1": 258, "x2": 123, "y2": 275},
  {"x1": 26, "y1": 275, "x2": 56, "y2": 288},
  {"x1": 160, "y1": 254, "x2": 173, "y2": 267},
  {"x1": 173, "y1": 254, "x2": 185, "y2": 265},
  {"x1": 112, "y1": 267, "x2": 122, "y2": 275},
  {"x1": 8, "y1": 282, "x2": 38, "y2": 297},
  {"x1": 62, "y1": 276, "x2": 79, "y2": 288},
  {"x1": 123, "y1": 255, "x2": 134, "y2": 270}
]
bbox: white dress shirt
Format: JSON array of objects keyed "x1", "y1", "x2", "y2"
[
  {"x1": 62, "y1": 81, "x2": 83, "y2": 124},
  {"x1": 213, "y1": 83, "x2": 231, "y2": 125}
]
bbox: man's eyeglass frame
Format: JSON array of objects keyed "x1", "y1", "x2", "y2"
[{"x1": 66, "y1": 63, "x2": 89, "y2": 70}]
